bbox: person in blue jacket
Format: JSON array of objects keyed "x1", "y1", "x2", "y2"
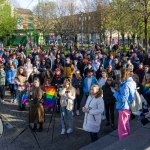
[
  {"x1": 6, "y1": 64, "x2": 17, "y2": 103},
  {"x1": 112, "y1": 68, "x2": 136, "y2": 140},
  {"x1": 83, "y1": 69, "x2": 98, "y2": 97}
]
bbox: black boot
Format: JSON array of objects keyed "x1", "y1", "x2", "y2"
[
  {"x1": 18, "y1": 106, "x2": 23, "y2": 111},
  {"x1": 32, "y1": 123, "x2": 37, "y2": 132},
  {"x1": 38, "y1": 123, "x2": 43, "y2": 132}
]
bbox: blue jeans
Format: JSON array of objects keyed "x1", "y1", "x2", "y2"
[
  {"x1": 17, "y1": 90, "x2": 25, "y2": 107},
  {"x1": 61, "y1": 106, "x2": 73, "y2": 129}
]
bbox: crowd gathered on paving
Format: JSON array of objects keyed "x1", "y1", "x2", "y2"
[{"x1": 0, "y1": 43, "x2": 150, "y2": 142}]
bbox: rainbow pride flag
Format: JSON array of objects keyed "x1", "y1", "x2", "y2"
[
  {"x1": 44, "y1": 86, "x2": 57, "y2": 108},
  {"x1": 143, "y1": 83, "x2": 150, "y2": 95},
  {"x1": 22, "y1": 93, "x2": 29, "y2": 104}
]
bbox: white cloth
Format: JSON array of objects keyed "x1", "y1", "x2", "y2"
[
  {"x1": 83, "y1": 95, "x2": 104, "y2": 133},
  {"x1": 92, "y1": 62, "x2": 100, "y2": 72},
  {"x1": 98, "y1": 78, "x2": 107, "y2": 88},
  {"x1": 59, "y1": 87, "x2": 76, "y2": 111}
]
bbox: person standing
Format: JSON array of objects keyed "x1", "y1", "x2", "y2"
[
  {"x1": 102, "y1": 77, "x2": 116, "y2": 128},
  {"x1": 83, "y1": 84, "x2": 104, "y2": 142},
  {"x1": 72, "y1": 70, "x2": 84, "y2": 116},
  {"x1": 112, "y1": 68, "x2": 136, "y2": 140},
  {"x1": 59, "y1": 78, "x2": 76, "y2": 134},
  {"x1": 0, "y1": 64, "x2": 6, "y2": 102},
  {"x1": 83, "y1": 69, "x2": 98, "y2": 97},
  {"x1": 6, "y1": 64, "x2": 17, "y2": 103},
  {"x1": 15, "y1": 66, "x2": 28, "y2": 111},
  {"x1": 29, "y1": 77, "x2": 44, "y2": 132},
  {"x1": 63, "y1": 57, "x2": 75, "y2": 78}
]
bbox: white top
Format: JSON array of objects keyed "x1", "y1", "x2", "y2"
[{"x1": 98, "y1": 78, "x2": 107, "y2": 88}]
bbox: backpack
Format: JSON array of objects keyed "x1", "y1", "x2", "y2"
[{"x1": 130, "y1": 89, "x2": 142, "y2": 114}]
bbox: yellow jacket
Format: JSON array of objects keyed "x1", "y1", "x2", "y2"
[{"x1": 63, "y1": 64, "x2": 75, "y2": 78}]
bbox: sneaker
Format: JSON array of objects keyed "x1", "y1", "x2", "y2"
[
  {"x1": 1, "y1": 99, "x2": 4, "y2": 102},
  {"x1": 67, "y1": 128, "x2": 73, "y2": 134},
  {"x1": 61, "y1": 128, "x2": 66, "y2": 135},
  {"x1": 14, "y1": 99, "x2": 17, "y2": 104},
  {"x1": 76, "y1": 110, "x2": 80, "y2": 116},
  {"x1": 11, "y1": 99, "x2": 14, "y2": 103}
]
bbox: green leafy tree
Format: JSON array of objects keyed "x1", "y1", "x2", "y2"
[
  {"x1": 128, "y1": 0, "x2": 150, "y2": 49},
  {"x1": 0, "y1": 1, "x2": 17, "y2": 36}
]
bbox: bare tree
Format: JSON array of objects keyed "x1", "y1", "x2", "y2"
[{"x1": 33, "y1": 1, "x2": 57, "y2": 34}]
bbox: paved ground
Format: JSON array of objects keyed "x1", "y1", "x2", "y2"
[{"x1": 0, "y1": 91, "x2": 116, "y2": 150}]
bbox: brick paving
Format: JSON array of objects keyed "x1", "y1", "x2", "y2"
[{"x1": 0, "y1": 91, "x2": 116, "y2": 150}]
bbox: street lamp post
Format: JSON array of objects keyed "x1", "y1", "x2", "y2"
[{"x1": 80, "y1": 12, "x2": 84, "y2": 47}]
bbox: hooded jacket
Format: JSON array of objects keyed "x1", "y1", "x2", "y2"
[
  {"x1": 6, "y1": 69, "x2": 17, "y2": 84},
  {"x1": 114, "y1": 77, "x2": 136, "y2": 110}
]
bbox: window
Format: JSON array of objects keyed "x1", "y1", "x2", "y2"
[
  {"x1": 28, "y1": 23, "x2": 34, "y2": 29},
  {"x1": 28, "y1": 17, "x2": 34, "y2": 23},
  {"x1": 17, "y1": 17, "x2": 24, "y2": 23}
]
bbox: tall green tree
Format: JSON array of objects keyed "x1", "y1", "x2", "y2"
[
  {"x1": 0, "y1": 1, "x2": 17, "y2": 36},
  {"x1": 128, "y1": 0, "x2": 150, "y2": 49}
]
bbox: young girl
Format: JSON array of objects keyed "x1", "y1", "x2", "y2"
[
  {"x1": 6, "y1": 64, "x2": 17, "y2": 103},
  {"x1": 83, "y1": 84, "x2": 104, "y2": 142},
  {"x1": 59, "y1": 78, "x2": 76, "y2": 134},
  {"x1": 112, "y1": 68, "x2": 136, "y2": 140},
  {"x1": 15, "y1": 66, "x2": 28, "y2": 111}
]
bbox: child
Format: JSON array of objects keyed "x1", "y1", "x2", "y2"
[{"x1": 0, "y1": 64, "x2": 6, "y2": 102}]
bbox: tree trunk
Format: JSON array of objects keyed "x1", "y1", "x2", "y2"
[
  {"x1": 117, "y1": 31, "x2": 120, "y2": 45},
  {"x1": 132, "y1": 34, "x2": 135, "y2": 45},
  {"x1": 121, "y1": 33, "x2": 125, "y2": 47},
  {"x1": 127, "y1": 35, "x2": 130, "y2": 47},
  {"x1": 144, "y1": 16, "x2": 148, "y2": 50}
]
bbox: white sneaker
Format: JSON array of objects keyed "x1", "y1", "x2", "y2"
[
  {"x1": 76, "y1": 110, "x2": 80, "y2": 116},
  {"x1": 11, "y1": 99, "x2": 14, "y2": 103},
  {"x1": 61, "y1": 129, "x2": 66, "y2": 135},
  {"x1": 14, "y1": 99, "x2": 17, "y2": 104},
  {"x1": 67, "y1": 128, "x2": 73, "y2": 134}
]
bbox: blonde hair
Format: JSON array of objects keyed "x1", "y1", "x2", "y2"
[
  {"x1": 121, "y1": 68, "x2": 132, "y2": 81},
  {"x1": 90, "y1": 84, "x2": 103, "y2": 98}
]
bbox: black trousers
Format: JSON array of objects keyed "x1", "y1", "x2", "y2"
[
  {"x1": 0, "y1": 85, "x2": 5, "y2": 100},
  {"x1": 90, "y1": 132, "x2": 98, "y2": 142},
  {"x1": 74, "y1": 91, "x2": 83, "y2": 110},
  {"x1": 143, "y1": 94, "x2": 150, "y2": 106},
  {"x1": 105, "y1": 104, "x2": 115, "y2": 124},
  {"x1": 9, "y1": 84, "x2": 17, "y2": 99}
]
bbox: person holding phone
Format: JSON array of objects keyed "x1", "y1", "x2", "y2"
[
  {"x1": 83, "y1": 84, "x2": 104, "y2": 142},
  {"x1": 59, "y1": 78, "x2": 76, "y2": 134}
]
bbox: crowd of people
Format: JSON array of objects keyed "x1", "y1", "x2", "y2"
[{"x1": 0, "y1": 43, "x2": 150, "y2": 142}]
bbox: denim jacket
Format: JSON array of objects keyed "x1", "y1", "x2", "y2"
[{"x1": 83, "y1": 76, "x2": 98, "y2": 96}]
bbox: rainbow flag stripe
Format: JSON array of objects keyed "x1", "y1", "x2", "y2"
[
  {"x1": 22, "y1": 93, "x2": 29, "y2": 104},
  {"x1": 44, "y1": 86, "x2": 57, "y2": 108},
  {"x1": 144, "y1": 83, "x2": 150, "y2": 94}
]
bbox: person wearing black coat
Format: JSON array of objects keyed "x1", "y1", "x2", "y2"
[{"x1": 102, "y1": 77, "x2": 116, "y2": 128}]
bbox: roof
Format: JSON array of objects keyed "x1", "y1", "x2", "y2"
[{"x1": 16, "y1": 8, "x2": 33, "y2": 15}]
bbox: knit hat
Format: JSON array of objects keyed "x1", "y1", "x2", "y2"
[{"x1": 56, "y1": 68, "x2": 61, "y2": 72}]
